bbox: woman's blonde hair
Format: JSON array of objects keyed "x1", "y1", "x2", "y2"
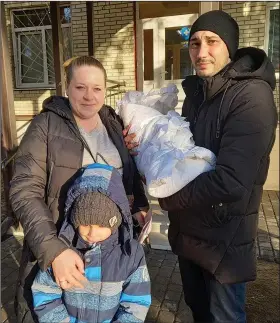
[{"x1": 63, "y1": 56, "x2": 107, "y2": 86}]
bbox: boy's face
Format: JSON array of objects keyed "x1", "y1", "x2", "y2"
[{"x1": 78, "y1": 224, "x2": 112, "y2": 244}]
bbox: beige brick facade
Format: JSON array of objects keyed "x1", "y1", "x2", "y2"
[
  {"x1": 222, "y1": 1, "x2": 279, "y2": 112},
  {"x1": 222, "y1": 1, "x2": 266, "y2": 48},
  {"x1": 71, "y1": 1, "x2": 136, "y2": 90},
  {"x1": 92, "y1": 1, "x2": 135, "y2": 91},
  {"x1": 71, "y1": 1, "x2": 89, "y2": 56}
]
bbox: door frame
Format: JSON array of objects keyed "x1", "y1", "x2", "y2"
[{"x1": 136, "y1": 11, "x2": 198, "y2": 91}]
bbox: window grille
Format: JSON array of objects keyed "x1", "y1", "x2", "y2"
[{"x1": 11, "y1": 5, "x2": 73, "y2": 89}]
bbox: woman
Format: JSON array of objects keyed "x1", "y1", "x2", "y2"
[{"x1": 9, "y1": 56, "x2": 149, "y2": 323}]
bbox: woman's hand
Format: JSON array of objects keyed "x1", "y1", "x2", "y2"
[
  {"x1": 123, "y1": 124, "x2": 138, "y2": 155},
  {"x1": 52, "y1": 249, "x2": 87, "y2": 290},
  {"x1": 133, "y1": 210, "x2": 149, "y2": 227}
]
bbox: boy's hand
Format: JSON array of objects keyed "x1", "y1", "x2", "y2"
[
  {"x1": 52, "y1": 249, "x2": 87, "y2": 290},
  {"x1": 123, "y1": 124, "x2": 139, "y2": 156}
]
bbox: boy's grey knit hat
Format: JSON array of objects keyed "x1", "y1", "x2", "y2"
[{"x1": 70, "y1": 192, "x2": 122, "y2": 233}]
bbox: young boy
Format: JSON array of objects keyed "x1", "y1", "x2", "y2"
[{"x1": 31, "y1": 163, "x2": 151, "y2": 323}]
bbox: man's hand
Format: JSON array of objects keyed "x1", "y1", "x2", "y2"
[
  {"x1": 123, "y1": 124, "x2": 139, "y2": 155},
  {"x1": 52, "y1": 249, "x2": 87, "y2": 290}
]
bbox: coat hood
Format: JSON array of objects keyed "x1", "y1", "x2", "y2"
[
  {"x1": 226, "y1": 47, "x2": 276, "y2": 90},
  {"x1": 58, "y1": 163, "x2": 133, "y2": 254},
  {"x1": 42, "y1": 95, "x2": 74, "y2": 121}
]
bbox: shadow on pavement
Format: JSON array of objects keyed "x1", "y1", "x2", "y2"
[{"x1": 1, "y1": 235, "x2": 23, "y2": 323}]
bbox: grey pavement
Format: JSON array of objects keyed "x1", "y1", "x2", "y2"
[{"x1": 1, "y1": 191, "x2": 279, "y2": 323}]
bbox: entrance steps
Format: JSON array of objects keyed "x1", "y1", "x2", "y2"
[{"x1": 147, "y1": 197, "x2": 171, "y2": 250}]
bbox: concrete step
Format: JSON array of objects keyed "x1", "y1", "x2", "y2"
[
  {"x1": 149, "y1": 232, "x2": 171, "y2": 250},
  {"x1": 146, "y1": 197, "x2": 171, "y2": 249},
  {"x1": 142, "y1": 192, "x2": 171, "y2": 249},
  {"x1": 151, "y1": 213, "x2": 169, "y2": 234}
]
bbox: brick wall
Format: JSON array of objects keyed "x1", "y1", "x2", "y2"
[
  {"x1": 71, "y1": 2, "x2": 89, "y2": 56},
  {"x1": 71, "y1": 1, "x2": 135, "y2": 89},
  {"x1": 13, "y1": 90, "x2": 55, "y2": 115},
  {"x1": 222, "y1": 1, "x2": 279, "y2": 112},
  {"x1": 222, "y1": 1, "x2": 266, "y2": 48},
  {"x1": 92, "y1": 1, "x2": 135, "y2": 92},
  {"x1": 70, "y1": 1, "x2": 136, "y2": 108}
]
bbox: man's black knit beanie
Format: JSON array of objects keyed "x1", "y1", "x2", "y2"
[{"x1": 189, "y1": 10, "x2": 239, "y2": 59}]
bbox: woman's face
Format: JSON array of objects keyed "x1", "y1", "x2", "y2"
[{"x1": 66, "y1": 65, "x2": 106, "y2": 120}]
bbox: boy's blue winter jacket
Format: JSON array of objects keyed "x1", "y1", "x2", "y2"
[{"x1": 31, "y1": 163, "x2": 151, "y2": 323}]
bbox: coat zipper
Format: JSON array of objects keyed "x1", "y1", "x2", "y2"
[
  {"x1": 194, "y1": 100, "x2": 205, "y2": 126},
  {"x1": 46, "y1": 161, "x2": 54, "y2": 195},
  {"x1": 96, "y1": 244, "x2": 101, "y2": 323},
  {"x1": 194, "y1": 81, "x2": 207, "y2": 126}
]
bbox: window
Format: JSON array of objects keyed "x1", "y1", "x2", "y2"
[
  {"x1": 165, "y1": 27, "x2": 192, "y2": 80},
  {"x1": 11, "y1": 6, "x2": 72, "y2": 89},
  {"x1": 265, "y1": 5, "x2": 279, "y2": 74}
]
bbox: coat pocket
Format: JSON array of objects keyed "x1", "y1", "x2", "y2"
[{"x1": 207, "y1": 203, "x2": 231, "y2": 228}]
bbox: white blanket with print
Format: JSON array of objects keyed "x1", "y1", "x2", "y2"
[{"x1": 116, "y1": 84, "x2": 216, "y2": 198}]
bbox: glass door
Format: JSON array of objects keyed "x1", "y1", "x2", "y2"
[{"x1": 140, "y1": 14, "x2": 198, "y2": 114}]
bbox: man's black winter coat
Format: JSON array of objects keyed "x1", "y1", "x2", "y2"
[{"x1": 159, "y1": 47, "x2": 278, "y2": 284}]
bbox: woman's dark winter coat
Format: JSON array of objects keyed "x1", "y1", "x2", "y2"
[{"x1": 9, "y1": 98, "x2": 148, "y2": 322}]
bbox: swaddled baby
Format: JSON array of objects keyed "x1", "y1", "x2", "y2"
[
  {"x1": 119, "y1": 84, "x2": 179, "y2": 115},
  {"x1": 116, "y1": 84, "x2": 216, "y2": 198}
]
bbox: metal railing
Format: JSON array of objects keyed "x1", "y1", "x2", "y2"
[
  {"x1": 105, "y1": 79, "x2": 126, "y2": 108},
  {"x1": 1, "y1": 148, "x2": 18, "y2": 171},
  {"x1": 1, "y1": 147, "x2": 19, "y2": 236}
]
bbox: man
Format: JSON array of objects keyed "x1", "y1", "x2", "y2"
[{"x1": 157, "y1": 10, "x2": 277, "y2": 323}]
